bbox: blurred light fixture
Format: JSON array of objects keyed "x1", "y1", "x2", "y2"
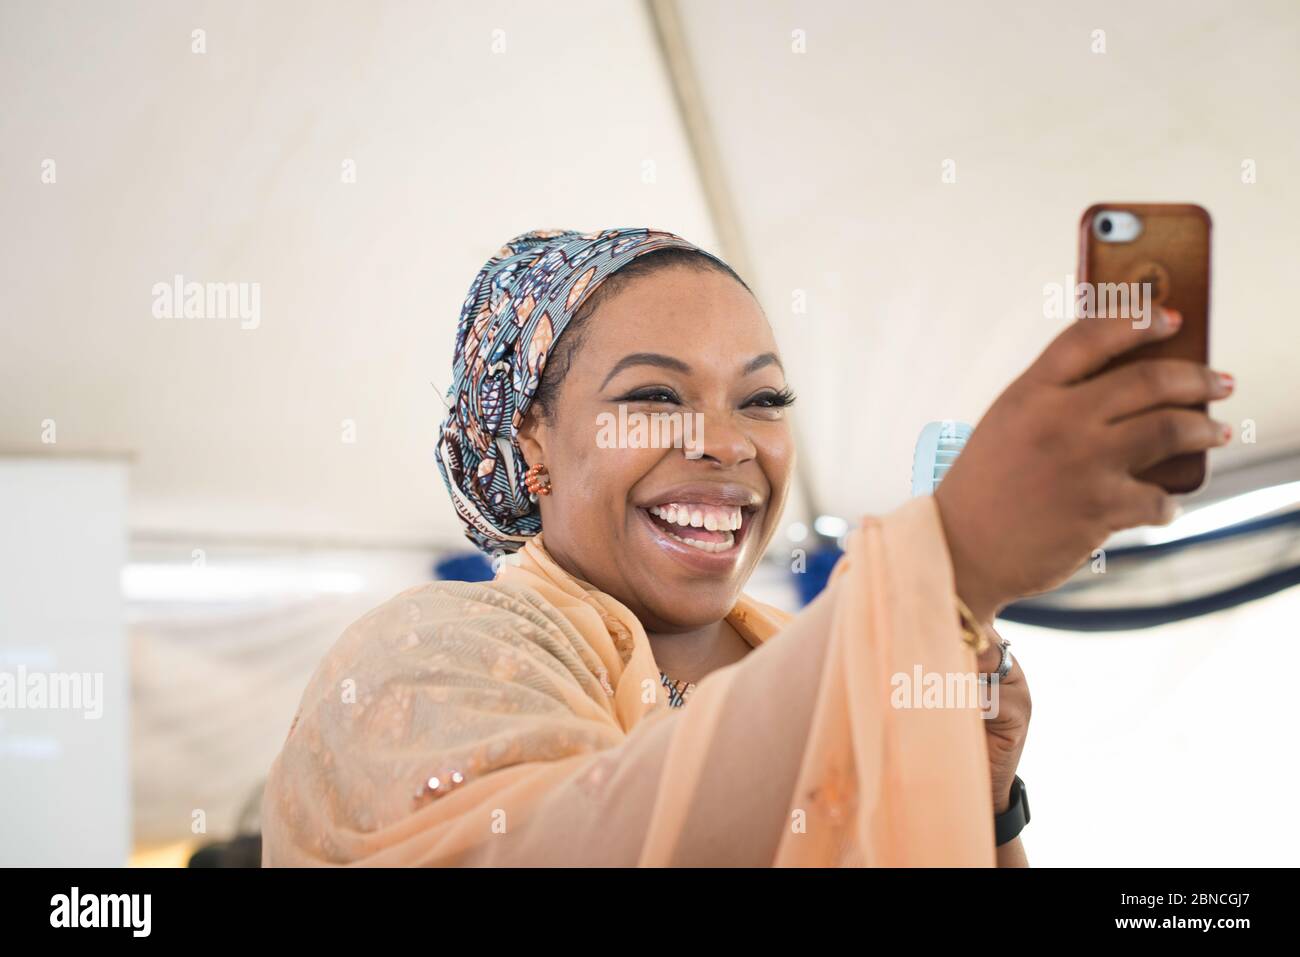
[
  {"x1": 1141, "y1": 480, "x2": 1300, "y2": 546},
  {"x1": 813, "y1": 515, "x2": 849, "y2": 539}
]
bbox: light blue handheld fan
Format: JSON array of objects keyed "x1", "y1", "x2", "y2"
[{"x1": 911, "y1": 420, "x2": 972, "y2": 497}]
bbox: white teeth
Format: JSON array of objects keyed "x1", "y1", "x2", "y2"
[
  {"x1": 646, "y1": 503, "x2": 749, "y2": 551},
  {"x1": 662, "y1": 528, "x2": 736, "y2": 552},
  {"x1": 647, "y1": 503, "x2": 747, "y2": 534}
]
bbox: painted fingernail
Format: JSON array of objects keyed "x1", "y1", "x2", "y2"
[
  {"x1": 1162, "y1": 307, "x2": 1183, "y2": 332},
  {"x1": 1216, "y1": 372, "x2": 1235, "y2": 396},
  {"x1": 1221, "y1": 422, "x2": 1233, "y2": 443}
]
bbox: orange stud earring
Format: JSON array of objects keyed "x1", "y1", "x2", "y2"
[{"x1": 524, "y1": 462, "x2": 552, "y2": 502}]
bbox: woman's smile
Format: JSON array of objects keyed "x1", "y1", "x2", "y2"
[{"x1": 633, "y1": 481, "x2": 764, "y2": 574}]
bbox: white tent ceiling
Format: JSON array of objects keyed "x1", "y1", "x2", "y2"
[{"x1": 3, "y1": 0, "x2": 1297, "y2": 552}]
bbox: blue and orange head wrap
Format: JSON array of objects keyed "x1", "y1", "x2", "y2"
[{"x1": 436, "y1": 227, "x2": 733, "y2": 555}]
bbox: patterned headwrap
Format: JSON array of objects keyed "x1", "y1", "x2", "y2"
[{"x1": 436, "y1": 227, "x2": 734, "y2": 555}]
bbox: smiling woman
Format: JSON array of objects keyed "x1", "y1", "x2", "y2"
[{"x1": 259, "y1": 228, "x2": 1012, "y2": 867}]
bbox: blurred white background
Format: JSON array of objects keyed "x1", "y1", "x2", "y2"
[{"x1": 1, "y1": 0, "x2": 1297, "y2": 866}]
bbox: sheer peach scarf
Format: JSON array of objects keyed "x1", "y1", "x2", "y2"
[{"x1": 261, "y1": 496, "x2": 995, "y2": 866}]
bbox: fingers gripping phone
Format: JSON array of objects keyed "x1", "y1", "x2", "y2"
[{"x1": 1077, "y1": 203, "x2": 1213, "y2": 494}]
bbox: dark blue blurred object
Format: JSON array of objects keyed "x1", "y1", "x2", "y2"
[
  {"x1": 794, "y1": 547, "x2": 842, "y2": 606},
  {"x1": 434, "y1": 553, "x2": 494, "y2": 582}
]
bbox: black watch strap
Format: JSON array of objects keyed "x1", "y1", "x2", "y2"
[{"x1": 994, "y1": 775, "x2": 1030, "y2": 846}]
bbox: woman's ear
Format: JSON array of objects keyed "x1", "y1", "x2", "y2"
[{"x1": 516, "y1": 406, "x2": 547, "y2": 468}]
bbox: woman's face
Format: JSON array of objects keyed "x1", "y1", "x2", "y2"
[{"x1": 518, "y1": 265, "x2": 795, "y2": 634}]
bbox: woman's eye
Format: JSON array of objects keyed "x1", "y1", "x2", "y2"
[
  {"x1": 622, "y1": 389, "x2": 679, "y2": 404},
  {"x1": 746, "y1": 388, "x2": 797, "y2": 409}
]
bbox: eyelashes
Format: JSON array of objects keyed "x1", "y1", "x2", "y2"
[
  {"x1": 616, "y1": 387, "x2": 681, "y2": 405},
  {"x1": 619, "y1": 387, "x2": 681, "y2": 404},
  {"x1": 614, "y1": 386, "x2": 797, "y2": 409},
  {"x1": 751, "y1": 386, "x2": 798, "y2": 409}
]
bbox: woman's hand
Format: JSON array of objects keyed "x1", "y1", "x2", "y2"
[
  {"x1": 977, "y1": 628, "x2": 1029, "y2": 813},
  {"x1": 935, "y1": 307, "x2": 1234, "y2": 623}
]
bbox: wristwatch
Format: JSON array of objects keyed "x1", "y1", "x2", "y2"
[{"x1": 994, "y1": 775, "x2": 1030, "y2": 846}]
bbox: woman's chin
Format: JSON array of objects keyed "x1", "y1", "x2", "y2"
[{"x1": 637, "y1": 589, "x2": 739, "y2": 634}]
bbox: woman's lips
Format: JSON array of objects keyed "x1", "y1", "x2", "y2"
[
  {"x1": 634, "y1": 504, "x2": 758, "y2": 573},
  {"x1": 645, "y1": 506, "x2": 736, "y2": 552}
]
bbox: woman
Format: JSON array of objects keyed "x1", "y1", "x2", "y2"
[{"x1": 262, "y1": 227, "x2": 1232, "y2": 866}]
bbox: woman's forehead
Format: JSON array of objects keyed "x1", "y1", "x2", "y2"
[{"x1": 578, "y1": 268, "x2": 776, "y2": 359}]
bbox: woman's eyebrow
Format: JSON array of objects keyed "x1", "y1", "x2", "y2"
[
  {"x1": 601, "y1": 352, "x2": 692, "y2": 388},
  {"x1": 743, "y1": 352, "x2": 783, "y2": 376},
  {"x1": 600, "y1": 351, "x2": 785, "y2": 389}
]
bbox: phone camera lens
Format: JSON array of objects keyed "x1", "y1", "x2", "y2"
[{"x1": 1099, "y1": 217, "x2": 1113, "y2": 235}]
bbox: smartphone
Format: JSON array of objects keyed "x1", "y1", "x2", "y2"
[{"x1": 1077, "y1": 203, "x2": 1212, "y2": 494}]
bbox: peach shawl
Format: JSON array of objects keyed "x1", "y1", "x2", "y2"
[{"x1": 261, "y1": 496, "x2": 996, "y2": 866}]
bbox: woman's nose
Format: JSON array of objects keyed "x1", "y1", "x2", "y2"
[{"x1": 689, "y1": 410, "x2": 756, "y2": 468}]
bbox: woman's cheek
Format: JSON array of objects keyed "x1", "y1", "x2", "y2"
[
  {"x1": 561, "y1": 441, "x2": 643, "y2": 516},
  {"x1": 756, "y1": 423, "x2": 795, "y2": 485}
]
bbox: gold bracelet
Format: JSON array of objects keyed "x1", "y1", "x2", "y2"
[{"x1": 955, "y1": 595, "x2": 991, "y2": 654}]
